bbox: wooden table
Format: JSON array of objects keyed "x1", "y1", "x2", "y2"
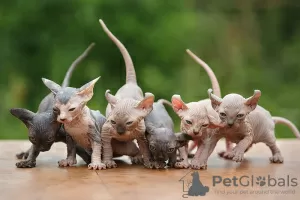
[{"x1": 0, "y1": 139, "x2": 299, "y2": 200}]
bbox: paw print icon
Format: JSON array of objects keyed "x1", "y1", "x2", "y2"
[{"x1": 256, "y1": 176, "x2": 266, "y2": 186}]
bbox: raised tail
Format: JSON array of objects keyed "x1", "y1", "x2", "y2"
[
  {"x1": 273, "y1": 116, "x2": 300, "y2": 139},
  {"x1": 61, "y1": 43, "x2": 95, "y2": 87},
  {"x1": 157, "y1": 99, "x2": 172, "y2": 108},
  {"x1": 99, "y1": 19, "x2": 137, "y2": 84},
  {"x1": 186, "y1": 49, "x2": 221, "y2": 97}
]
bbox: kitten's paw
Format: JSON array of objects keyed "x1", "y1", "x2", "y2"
[
  {"x1": 16, "y1": 152, "x2": 28, "y2": 160},
  {"x1": 143, "y1": 160, "x2": 155, "y2": 169},
  {"x1": 58, "y1": 158, "x2": 77, "y2": 167},
  {"x1": 104, "y1": 160, "x2": 117, "y2": 168},
  {"x1": 270, "y1": 153, "x2": 284, "y2": 163},
  {"x1": 167, "y1": 161, "x2": 176, "y2": 168},
  {"x1": 130, "y1": 155, "x2": 143, "y2": 165},
  {"x1": 228, "y1": 150, "x2": 244, "y2": 162},
  {"x1": 174, "y1": 161, "x2": 190, "y2": 169},
  {"x1": 88, "y1": 162, "x2": 106, "y2": 170},
  {"x1": 16, "y1": 160, "x2": 36, "y2": 168},
  {"x1": 154, "y1": 161, "x2": 166, "y2": 169},
  {"x1": 218, "y1": 151, "x2": 232, "y2": 160},
  {"x1": 191, "y1": 159, "x2": 207, "y2": 170}
]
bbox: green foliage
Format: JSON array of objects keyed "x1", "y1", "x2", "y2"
[{"x1": 0, "y1": 0, "x2": 299, "y2": 139}]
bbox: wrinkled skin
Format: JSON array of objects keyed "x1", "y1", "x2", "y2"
[
  {"x1": 102, "y1": 93, "x2": 155, "y2": 169},
  {"x1": 145, "y1": 100, "x2": 187, "y2": 169},
  {"x1": 98, "y1": 19, "x2": 155, "y2": 169}
]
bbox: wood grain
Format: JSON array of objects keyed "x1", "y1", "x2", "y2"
[{"x1": 1, "y1": 139, "x2": 300, "y2": 200}]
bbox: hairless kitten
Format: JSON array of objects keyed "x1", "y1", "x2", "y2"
[
  {"x1": 206, "y1": 89, "x2": 300, "y2": 164},
  {"x1": 41, "y1": 75, "x2": 109, "y2": 170},
  {"x1": 188, "y1": 89, "x2": 300, "y2": 170},
  {"x1": 98, "y1": 19, "x2": 155, "y2": 169},
  {"x1": 171, "y1": 49, "x2": 228, "y2": 169},
  {"x1": 145, "y1": 99, "x2": 190, "y2": 169},
  {"x1": 10, "y1": 43, "x2": 95, "y2": 168}
]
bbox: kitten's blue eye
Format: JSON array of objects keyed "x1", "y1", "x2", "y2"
[
  {"x1": 69, "y1": 108, "x2": 76, "y2": 111},
  {"x1": 110, "y1": 120, "x2": 116, "y2": 125},
  {"x1": 126, "y1": 121, "x2": 133, "y2": 125},
  {"x1": 185, "y1": 120, "x2": 192, "y2": 125},
  {"x1": 202, "y1": 124, "x2": 208, "y2": 127}
]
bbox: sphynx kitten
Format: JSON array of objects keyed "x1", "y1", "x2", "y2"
[
  {"x1": 10, "y1": 43, "x2": 95, "y2": 168},
  {"x1": 171, "y1": 49, "x2": 229, "y2": 169},
  {"x1": 98, "y1": 19, "x2": 155, "y2": 169},
  {"x1": 145, "y1": 99, "x2": 191, "y2": 169},
  {"x1": 206, "y1": 88, "x2": 300, "y2": 164},
  {"x1": 41, "y1": 76, "x2": 109, "y2": 170}
]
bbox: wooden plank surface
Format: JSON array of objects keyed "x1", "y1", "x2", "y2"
[{"x1": 0, "y1": 139, "x2": 300, "y2": 200}]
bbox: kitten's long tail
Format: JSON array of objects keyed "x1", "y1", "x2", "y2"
[
  {"x1": 273, "y1": 116, "x2": 300, "y2": 139},
  {"x1": 157, "y1": 99, "x2": 172, "y2": 108},
  {"x1": 186, "y1": 49, "x2": 221, "y2": 97},
  {"x1": 61, "y1": 43, "x2": 95, "y2": 87},
  {"x1": 99, "y1": 19, "x2": 137, "y2": 84}
]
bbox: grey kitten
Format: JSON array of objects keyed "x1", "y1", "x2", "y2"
[
  {"x1": 10, "y1": 43, "x2": 95, "y2": 168},
  {"x1": 145, "y1": 99, "x2": 189, "y2": 169}
]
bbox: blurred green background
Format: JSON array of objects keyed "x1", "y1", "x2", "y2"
[{"x1": 0, "y1": 0, "x2": 299, "y2": 139}]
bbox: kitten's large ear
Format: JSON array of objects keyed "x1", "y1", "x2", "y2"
[
  {"x1": 135, "y1": 93, "x2": 155, "y2": 116},
  {"x1": 105, "y1": 89, "x2": 118, "y2": 109},
  {"x1": 244, "y1": 90, "x2": 261, "y2": 112},
  {"x1": 208, "y1": 88, "x2": 222, "y2": 110},
  {"x1": 42, "y1": 78, "x2": 62, "y2": 95},
  {"x1": 171, "y1": 95, "x2": 188, "y2": 116},
  {"x1": 77, "y1": 77, "x2": 100, "y2": 102},
  {"x1": 10, "y1": 108, "x2": 35, "y2": 128}
]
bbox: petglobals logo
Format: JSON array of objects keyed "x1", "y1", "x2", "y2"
[{"x1": 212, "y1": 175, "x2": 298, "y2": 187}]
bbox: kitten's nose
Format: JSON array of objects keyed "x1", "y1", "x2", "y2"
[
  {"x1": 193, "y1": 131, "x2": 199, "y2": 135},
  {"x1": 227, "y1": 123, "x2": 233, "y2": 127},
  {"x1": 60, "y1": 118, "x2": 66, "y2": 122},
  {"x1": 116, "y1": 126, "x2": 126, "y2": 134}
]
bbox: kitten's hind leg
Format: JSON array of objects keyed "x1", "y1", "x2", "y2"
[{"x1": 265, "y1": 133, "x2": 283, "y2": 163}]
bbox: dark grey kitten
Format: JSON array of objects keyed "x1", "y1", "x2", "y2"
[
  {"x1": 10, "y1": 43, "x2": 95, "y2": 168},
  {"x1": 145, "y1": 99, "x2": 191, "y2": 169}
]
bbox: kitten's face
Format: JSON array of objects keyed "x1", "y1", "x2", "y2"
[
  {"x1": 42, "y1": 77, "x2": 100, "y2": 124},
  {"x1": 171, "y1": 96, "x2": 223, "y2": 138},
  {"x1": 105, "y1": 90, "x2": 155, "y2": 136},
  {"x1": 146, "y1": 128, "x2": 177, "y2": 161},
  {"x1": 208, "y1": 89, "x2": 261, "y2": 128},
  {"x1": 52, "y1": 88, "x2": 86, "y2": 123},
  {"x1": 10, "y1": 109, "x2": 60, "y2": 151}
]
